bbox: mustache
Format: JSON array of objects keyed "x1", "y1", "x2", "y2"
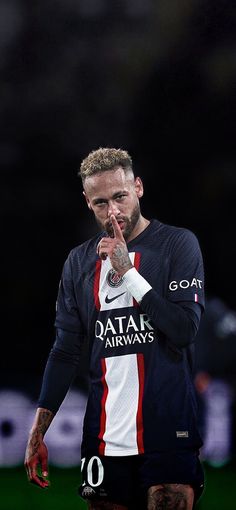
[{"x1": 105, "y1": 217, "x2": 126, "y2": 233}]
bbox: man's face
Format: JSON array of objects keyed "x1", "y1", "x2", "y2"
[{"x1": 83, "y1": 167, "x2": 144, "y2": 242}]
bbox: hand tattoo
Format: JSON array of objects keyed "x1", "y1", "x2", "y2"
[{"x1": 112, "y1": 245, "x2": 132, "y2": 273}]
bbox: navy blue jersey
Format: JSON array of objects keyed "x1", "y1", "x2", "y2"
[{"x1": 55, "y1": 219, "x2": 205, "y2": 456}]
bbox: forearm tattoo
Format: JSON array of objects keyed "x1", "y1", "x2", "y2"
[
  {"x1": 36, "y1": 410, "x2": 54, "y2": 436},
  {"x1": 27, "y1": 410, "x2": 53, "y2": 456},
  {"x1": 27, "y1": 433, "x2": 41, "y2": 457}
]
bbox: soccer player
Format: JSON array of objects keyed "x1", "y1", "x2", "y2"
[{"x1": 25, "y1": 148, "x2": 205, "y2": 510}]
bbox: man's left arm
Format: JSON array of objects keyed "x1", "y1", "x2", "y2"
[{"x1": 123, "y1": 228, "x2": 204, "y2": 347}]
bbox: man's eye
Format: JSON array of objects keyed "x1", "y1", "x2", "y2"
[
  {"x1": 95, "y1": 200, "x2": 106, "y2": 206},
  {"x1": 116, "y1": 194, "x2": 126, "y2": 200}
]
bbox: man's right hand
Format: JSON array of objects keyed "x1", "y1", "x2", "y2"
[
  {"x1": 24, "y1": 431, "x2": 50, "y2": 488},
  {"x1": 24, "y1": 407, "x2": 54, "y2": 488}
]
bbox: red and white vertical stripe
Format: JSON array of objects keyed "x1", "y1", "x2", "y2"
[
  {"x1": 99, "y1": 353, "x2": 145, "y2": 456},
  {"x1": 94, "y1": 252, "x2": 141, "y2": 311}
]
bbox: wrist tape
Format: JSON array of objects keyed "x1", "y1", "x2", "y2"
[{"x1": 123, "y1": 267, "x2": 152, "y2": 303}]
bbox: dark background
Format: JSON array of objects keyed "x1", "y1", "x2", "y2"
[
  {"x1": 1, "y1": 2, "x2": 236, "y2": 508},
  {"x1": 1, "y1": 0, "x2": 236, "y2": 434}
]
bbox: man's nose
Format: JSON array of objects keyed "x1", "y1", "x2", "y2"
[{"x1": 107, "y1": 201, "x2": 120, "y2": 217}]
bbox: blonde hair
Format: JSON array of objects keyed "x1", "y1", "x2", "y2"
[{"x1": 78, "y1": 147, "x2": 133, "y2": 184}]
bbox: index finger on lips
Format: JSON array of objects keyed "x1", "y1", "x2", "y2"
[{"x1": 110, "y1": 215, "x2": 124, "y2": 240}]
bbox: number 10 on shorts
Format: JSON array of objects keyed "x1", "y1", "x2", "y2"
[{"x1": 81, "y1": 456, "x2": 105, "y2": 488}]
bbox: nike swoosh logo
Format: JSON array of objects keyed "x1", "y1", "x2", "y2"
[{"x1": 105, "y1": 292, "x2": 126, "y2": 304}]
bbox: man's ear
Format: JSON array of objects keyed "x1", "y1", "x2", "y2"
[
  {"x1": 83, "y1": 190, "x2": 92, "y2": 210},
  {"x1": 135, "y1": 177, "x2": 144, "y2": 198}
]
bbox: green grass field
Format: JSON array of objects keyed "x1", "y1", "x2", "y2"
[{"x1": 1, "y1": 460, "x2": 236, "y2": 510}]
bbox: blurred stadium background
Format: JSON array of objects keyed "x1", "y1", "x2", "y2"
[{"x1": 1, "y1": 1, "x2": 236, "y2": 508}]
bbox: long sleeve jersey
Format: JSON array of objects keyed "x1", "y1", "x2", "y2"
[{"x1": 39, "y1": 219, "x2": 205, "y2": 456}]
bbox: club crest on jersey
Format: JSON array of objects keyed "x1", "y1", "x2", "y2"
[{"x1": 106, "y1": 268, "x2": 123, "y2": 288}]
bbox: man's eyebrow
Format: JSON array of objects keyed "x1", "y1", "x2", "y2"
[
  {"x1": 93, "y1": 190, "x2": 128, "y2": 203},
  {"x1": 92, "y1": 197, "x2": 107, "y2": 204},
  {"x1": 113, "y1": 190, "x2": 128, "y2": 198}
]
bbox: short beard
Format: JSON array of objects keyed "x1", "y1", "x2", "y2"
[
  {"x1": 97, "y1": 202, "x2": 141, "y2": 240},
  {"x1": 122, "y1": 202, "x2": 141, "y2": 241}
]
